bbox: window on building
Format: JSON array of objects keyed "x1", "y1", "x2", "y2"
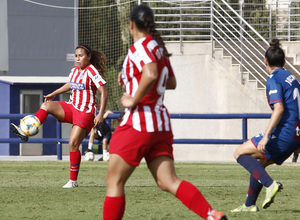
[{"x1": 20, "y1": 90, "x2": 43, "y2": 114}]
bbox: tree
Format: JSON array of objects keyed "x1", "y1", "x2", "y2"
[{"x1": 78, "y1": 0, "x2": 126, "y2": 110}]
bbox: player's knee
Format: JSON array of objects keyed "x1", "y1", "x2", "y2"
[
  {"x1": 233, "y1": 148, "x2": 241, "y2": 160},
  {"x1": 40, "y1": 102, "x2": 48, "y2": 111},
  {"x1": 40, "y1": 102, "x2": 53, "y2": 113},
  {"x1": 156, "y1": 180, "x2": 169, "y2": 192},
  {"x1": 68, "y1": 139, "x2": 80, "y2": 151}
]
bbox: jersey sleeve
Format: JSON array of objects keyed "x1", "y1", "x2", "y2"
[
  {"x1": 130, "y1": 43, "x2": 156, "y2": 72},
  {"x1": 68, "y1": 67, "x2": 76, "y2": 82},
  {"x1": 87, "y1": 65, "x2": 106, "y2": 88},
  {"x1": 267, "y1": 76, "x2": 283, "y2": 105}
]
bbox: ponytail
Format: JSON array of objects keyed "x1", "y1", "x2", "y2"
[
  {"x1": 146, "y1": 21, "x2": 171, "y2": 57},
  {"x1": 130, "y1": 4, "x2": 171, "y2": 57},
  {"x1": 91, "y1": 50, "x2": 107, "y2": 79}
]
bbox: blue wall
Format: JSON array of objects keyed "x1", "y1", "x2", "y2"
[
  {"x1": 7, "y1": 0, "x2": 75, "y2": 76},
  {"x1": 0, "y1": 83, "x2": 10, "y2": 155},
  {"x1": 0, "y1": 81, "x2": 65, "y2": 155}
]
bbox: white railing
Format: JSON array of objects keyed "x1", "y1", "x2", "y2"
[{"x1": 143, "y1": 0, "x2": 300, "y2": 88}]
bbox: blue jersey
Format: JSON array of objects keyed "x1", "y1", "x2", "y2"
[{"x1": 266, "y1": 68, "x2": 300, "y2": 142}]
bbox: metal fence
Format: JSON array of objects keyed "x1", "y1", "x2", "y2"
[
  {"x1": 144, "y1": 0, "x2": 300, "y2": 42},
  {"x1": 0, "y1": 113, "x2": 271, "y2": 160},
  {"x1": 143, "y1": 0, "x2": 300, "y2": 88}
]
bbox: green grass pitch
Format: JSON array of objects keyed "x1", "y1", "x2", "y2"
[{"x1": 0, "y1": 161, "x2": 299, "y2": 219}]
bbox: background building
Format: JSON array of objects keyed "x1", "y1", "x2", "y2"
[
  {"x1": 0, "y1": 0, "x2": 75, "y2": 156},
  {"x1": 1, "y1": 0, "x2": 299, "y2": 161}
]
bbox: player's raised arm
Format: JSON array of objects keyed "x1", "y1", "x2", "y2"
[{"x1": 44, "y1": 82, "x2": 71, "y2": 102}]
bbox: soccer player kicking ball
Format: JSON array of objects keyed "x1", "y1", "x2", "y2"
[
  {"x1": 231, "y1": 39, "x2": 300, "y2": 213},
  {"x1": 11, "y1": 44, "x2": 108, "y2": 188},
  {"x1": 102, "y1": 4, "x2": 227, "y2": 220}
]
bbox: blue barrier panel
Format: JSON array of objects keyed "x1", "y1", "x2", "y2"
[
  {"x1": 173, "y1": 139, "x2": 244, "y2": 144},
  {"x1": 0, "y1": 113, "x2": 271, "y2": 160},
  {"x1": 169, "y1": 113, "x2": 271, "y2": 119}
]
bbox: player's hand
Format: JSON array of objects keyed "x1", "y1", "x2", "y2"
[
  {"x1": 118, "y1": 71, "x2": 124, "y2": 86},
  {"x1": 94, "y1": 114, "x2": 103, "y2": 127},
  {"x1": 257, "y1": 137, "x2": 268, "y2": 153},
  {"x1": 120, "y1": 93, "x2": 135, "y2": 108},
  {"x1": 44, "y1": 93, "x2": 56, "y2": 102}
]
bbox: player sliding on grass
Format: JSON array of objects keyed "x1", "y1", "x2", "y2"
[
  {"x1": 232, "y1": 38, "x2": 300, "y2": 213},
  {"x1": 11, "y1": 45, "x2": 108, "y2": 188},
  {"x1": 102, "y1": 4, "x2": 227, "y2": 220}
]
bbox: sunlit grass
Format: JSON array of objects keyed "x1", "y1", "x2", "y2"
[{"x1": 0, "y1": 161, "x2": 299, "y2": 219}]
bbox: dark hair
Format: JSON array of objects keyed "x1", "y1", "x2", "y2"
[
  {"x1": 76, "y1": 45, "x2": 107, "y2": 78},
  {"x1": 130, "y1": 4, "x2": 171, "y2": 57},
  {"x1": 265, "y1": 39, "x2": 285, "y2": 68}
]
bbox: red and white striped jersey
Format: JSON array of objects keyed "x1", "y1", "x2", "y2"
[
  {"x1": 120, "y1": 35, "x2": 175, "y2": 132},
  {"x1": 68, "y1": 64, "x2": 106, "y2": 114}
]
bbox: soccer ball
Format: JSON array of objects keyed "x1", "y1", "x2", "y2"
[
  {"x1": 20, "y1": 115, "x2": 40, "y2": 136},
  {"x1": 103, "y1": 152, "x2": 110, "y2": 161},
  {"x1": 85, "y1": 152, "x2": 95, "y2": 161}
]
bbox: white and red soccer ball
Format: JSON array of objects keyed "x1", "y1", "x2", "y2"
[{"x1": 20, "y1": 115, "x2": 40, "y2": 136}]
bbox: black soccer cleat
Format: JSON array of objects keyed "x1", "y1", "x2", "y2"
[
  {"x1": 98, "y1": 156, "x2": 103, "y2": 161},
  {"x1": 10, "y1": 123, "x2": 29, "y2": 142}
]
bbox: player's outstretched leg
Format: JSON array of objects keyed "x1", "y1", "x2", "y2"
[
  {"x1": 262, "y1": 181, "x2": 283, "y2": 209},
  {"x1": 176, "y1": 181, "x2": 227, "y2": 220},
  {"x1": 10, "y1": 123, "x2": 28, "y2": 142}
]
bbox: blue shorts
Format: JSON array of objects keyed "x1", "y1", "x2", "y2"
[
  {"x1": 251, "y1": 132, "x2": 300, "y2": 165},
  {"x1": 96, "y1": 131, "x2": 112, "y2": 143}
]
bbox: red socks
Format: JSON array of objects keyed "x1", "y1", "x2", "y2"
[
  {"x1": 69, "y1": 150, "x2": 81, "y2": 181},
  {"x1": 34, "y1": 109, "x2": 48, "y2": 125},
  {"x1": 102, "y1": 182, "x2": 211, "y2": 219},
  {"x1": 103, "y1": 195, "x2": 126, "y2": 220},
  {"x1": 176, "y1": 180, "x2": 212, "y2": 219}
]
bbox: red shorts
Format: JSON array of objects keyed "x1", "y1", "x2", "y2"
[
  {"x1": 58, "y1": 101, "x2": 95, "y2": 135},
  {"x1": 109, "y1": 125, "x2": 174, "y2": 166}
]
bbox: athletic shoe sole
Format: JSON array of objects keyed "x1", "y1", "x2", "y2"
[{"x1": 10, "y1": 123, "x2": 28, "y2": 142}]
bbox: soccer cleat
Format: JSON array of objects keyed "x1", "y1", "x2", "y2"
[
  {"x1": 98, "y1": 156, "x2": 103, "y2": 161},
  {"x1": 10, "y1": 123, "x2": 29, "y2": 142},
  {"x1": 207, "y1": 210, "x2": 228, "y2": 220},
  {"x1": 231, "y1": 204, "x2": 259, "y2": 212},
  {"x1": 262, "y1": 181, "x2": 283, "y2": 209},
  {"x1": 292, "y1": 153, "x2": 299, "y2": 162},
  {"x1": 62, "y1": 180, "x2": 78, "y2": 188}
]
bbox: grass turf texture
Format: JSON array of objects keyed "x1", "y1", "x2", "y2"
[{"x1": 0, "y1": 161, "x2": 299, "y2": 219}]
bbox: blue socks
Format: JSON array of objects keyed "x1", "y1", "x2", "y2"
[
  {"x1": 237, "y1": 155, "x2": 273, "y2": 187},
  {"x1": 237, "y1": 155, "x2": 273, "y2": 206},
  {"x1": 245, "y1": 175, "x2": 263, "y2": 206}
]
